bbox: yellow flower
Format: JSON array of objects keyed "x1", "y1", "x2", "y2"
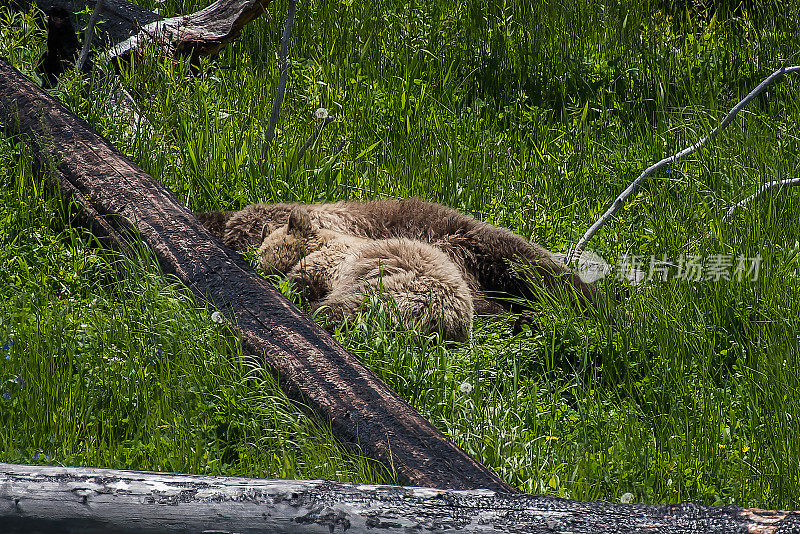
[
  {"x1": 742, "y1": 446, "x2": 750, "y2": 453},
  {"x1": 717, "y1": 443, "x2": 725, "y2": 450},
  {"x1": 546, "y1": 435, "x2": 559, "y2": 441}
]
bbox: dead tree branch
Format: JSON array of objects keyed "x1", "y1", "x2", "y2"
[
  {"x1": 722, "y1": 177, "x2": 800, "y2": 222},
  {"x1": 572, "y1": 63, "x2": 800, "y2": 259},
  {"x1": 263, "y1": 0, "x2": 298, "y2": 154},
  {"x1": 106, "y1": 0, "x2": 270, "y2": 62},
  {"x1": 32, "y1": 0, "x2": 270, "y2": 64},
  {"x1": 75, "y1": 0, "x2": 104, "y2": 72}
]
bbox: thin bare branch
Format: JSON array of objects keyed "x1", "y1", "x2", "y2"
[
  {"x1": 297, "y1": 113, "x2": 335, "y2": 160},
  {"x1": 722, "y1": 177, "x2": 800, "y2": 222},
  {"x1": 75, "y1": 0, "x2": 104, "y2": 72},
  {"x1": 262, "y1": 0, "x2": 298, "y2": 157},
  {"x1": 571, "y1": 64, "x2": 800, "y2": 259}
]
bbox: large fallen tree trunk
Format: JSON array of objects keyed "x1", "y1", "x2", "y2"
[
  {"x1": 0, "y1": 59, "x2": 511, "y2": 492},
  {"x1": 34, "y1": 0, "x2": 269, "y2": 62},
  {"x1": 2, "y1": 463, "x2": 798, "y2": 534}
]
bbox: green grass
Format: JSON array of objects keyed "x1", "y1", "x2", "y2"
[{"x1": 2, "y1": 0, "x2": 800, "y2": 509}]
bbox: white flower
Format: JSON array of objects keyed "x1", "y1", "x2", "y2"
[
  {"x1": 211, "y1": 311, "x2": 225, "y2": 324},
  {"x1": 459, "y1": 381, "x2": 473, "y2": 394},
  {"x1": 620, "y1": 492, "x2": 634, "y2": 504},
  {"x1": 314, "y1": 107, "x2": 329, "y2": 120}
]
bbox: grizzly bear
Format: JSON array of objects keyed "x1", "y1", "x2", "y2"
[
  {"x1": 260, "y1": 206, "x2": 474, "y2": 342},
  {"x1": 196, "y1": 197, "x2": 599, "y2": 314}
]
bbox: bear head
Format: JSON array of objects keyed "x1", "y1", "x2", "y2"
[{"x1": 258, "y1": 206, "x2": 321, "y2": 274}]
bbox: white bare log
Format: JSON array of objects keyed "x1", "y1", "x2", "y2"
[{"x1": 2, "y1": 463, "x2": 799, "y2": 534}]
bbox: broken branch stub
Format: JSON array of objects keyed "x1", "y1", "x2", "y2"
[{"x1": 106, "y1": 0, "x2": 271, "y2": 62}]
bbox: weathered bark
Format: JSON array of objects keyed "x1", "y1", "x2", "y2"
[
  {"x1": 34, "y1": 0, "x2": 269, "y2": 62},
  {"x1": 2, "y1": 463, "x2": 798, "y2": 534},
  {"x1": 0, "y1": 59, "x2": 511, "y2": 493},
  {"x1": 106, "y1": 0, "x2": 270, "y2": 62}
]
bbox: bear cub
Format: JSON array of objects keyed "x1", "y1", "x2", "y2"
[{"x1": 260, "y1": 206, "x2": 474, "y2": 342}]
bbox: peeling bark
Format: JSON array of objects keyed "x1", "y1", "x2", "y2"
[{"x1": 2, "y1": 463, "x2": 798, "y2": 534}]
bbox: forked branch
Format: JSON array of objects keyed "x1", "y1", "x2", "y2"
[{"x1": 571, "y1": 63, "x2": 800, "y2": 259}]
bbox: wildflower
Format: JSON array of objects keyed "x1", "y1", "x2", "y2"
[
  {"x1": 545, "y1": 435, "x2": 559, "y2": 441},
  {"x1": 459, "y1": 381, "x2": 473, "y2": 394},
  {"x1": 742, "y1": 446, "x2": 750, "y2": 453},
  {"x1": 1, "y1": 338, "x2": 13, "y2": 351},
  {"x1": 718, "y1": 443, "x2": 725, "y2": 450},
  {"x1": 315, "y1": 107, "x2": 329, "y2": 120},
  {"x1": 620, "y1": 492, "x2": 634, "y2": 504},
  {"x1": 211, "y1": 311, "x2": 224, "y2": 324},
  {"x1": 15, "y1": 376, "x2": 26, "y2": 390},
  {"x1": 2, "y1": 392, "x2": 10, "y2": 401},
  {"x1": 32, "y1": 452, "x2": 40, "y2": 460}
]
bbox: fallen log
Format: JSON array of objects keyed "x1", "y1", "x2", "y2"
[
  {"x1": 0, "y1": 59, "x2": 511, "y2": 492},
  {"x1": 34, "y1": 0, "x2": 269, "y2": 63},
  {"x1": 2, "y1": 463, "x2": 798, "y2": 534},
  {"x1": 106, "y1": 0, "x2": 270, "y2": 62}
]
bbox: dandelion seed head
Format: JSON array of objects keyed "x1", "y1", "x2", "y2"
[
  {"x1": 620, "y1": 492, "x2": 634, "y2": 504},
  {"x1": 459, "y1": 381, "x2": 473, "y2": 394},
  {"x1": 315, "y1": 107, "x2": 329, "y2": 120},
  {"x1": 211, "y1": 311, "x2": 225, "y2": 324}
]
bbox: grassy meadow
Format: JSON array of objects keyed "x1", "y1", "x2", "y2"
[{"x1": 1, "y1": 0, "x2": 800, "y2": 508}]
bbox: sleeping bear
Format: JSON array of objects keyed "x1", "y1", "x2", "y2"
[
  {"x1": 197, "y1": 197, "x2": 600, "y2": 315},
  {"x1": 259, "y1": 206, "x2": 474, "y2": 342}
]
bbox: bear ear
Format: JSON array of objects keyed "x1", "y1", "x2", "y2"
[
  {"x1": 287, "y1": 206, "x2": 313, "y2": 236},
  {"x1": 260, "y1": 222, "x2": 272, "y2": 242}
]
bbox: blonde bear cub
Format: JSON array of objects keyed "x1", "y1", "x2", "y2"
[{"x1": 259, "y1": 206, "x2": 474, "y2": 342}]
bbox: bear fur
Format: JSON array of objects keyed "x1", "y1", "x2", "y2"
[
  {"x1": 196, "y1": 197, "x2": 599, "y2": 314},
  {"x1": 259, "y1": 207, "x2": 474, "y2": 342}
]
